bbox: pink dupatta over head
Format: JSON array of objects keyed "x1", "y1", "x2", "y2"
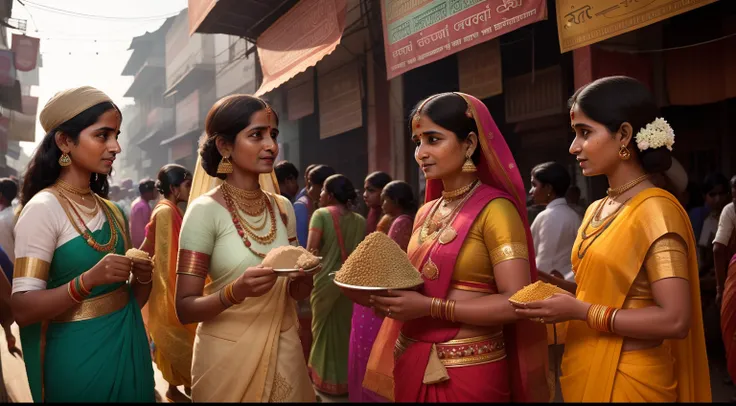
[{"x1": 363, "y1": 92, "x2": 549, "y2": 402}]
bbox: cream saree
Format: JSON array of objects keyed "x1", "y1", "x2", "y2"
[{"x1": 179, "y1": 157, "x2": 314, "y2": 402}]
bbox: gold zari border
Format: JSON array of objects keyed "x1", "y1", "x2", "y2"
[
  {"x1": 52, "y1": 286, "x2": 129, "y2": 323},
  {"x1": 490, "y1": 242, "x2": 528, "y2": 266},
  {"x1": 14, "y1": 257, "x2": 51, "y2": 280},
  {"x1": 395, "y1": 331, "x2": 506, "y2": 368}
]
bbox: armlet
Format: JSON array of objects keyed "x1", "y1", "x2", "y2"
[
  {"x1": 176, "y1": 250, "x2": 210, "y2": 279},
  {"x1": 14, "y1": 257, "x2": 51, "y2": 280}
]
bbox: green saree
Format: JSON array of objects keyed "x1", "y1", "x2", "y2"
[
  {"x1": 20, "y1": 200, "x2": 155, "y2": 402},
  {"x1": 308, "y1": 206, "x2": 365, "y2": 395}
]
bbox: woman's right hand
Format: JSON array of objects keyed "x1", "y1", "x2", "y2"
[
  {"x1": 232, "y1": 266, "x2": 277, "y2": 299},
  {"x1": 84, "y1": 254, "x2": 134, "y2": 289}
]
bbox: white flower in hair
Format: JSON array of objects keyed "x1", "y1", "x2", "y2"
[{"x1": 635, "y1": 118, "x2": 675, "y2": 152}]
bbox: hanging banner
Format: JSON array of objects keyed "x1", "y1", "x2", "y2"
[
  {"x1": 381, "y1": 0, "x2": 546, "y2": 80},
  {"x1": 11, "y1": 35, "x2": 41, "y2": 72},
  {"x1": 458, "y1": 38, "x2": 502, "y2": 99},
  {"x1": 0, "y1": 51, "x2": 16, "y2": 87},
  {"x1": 556, "y1": 0, "x2": 718, "y2": 53}
]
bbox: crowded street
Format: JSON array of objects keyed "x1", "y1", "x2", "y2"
[{"x1": 0, "y1": 0, "x2": 735, "y2": 403}]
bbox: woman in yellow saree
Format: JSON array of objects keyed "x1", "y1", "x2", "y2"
[
  {"x1": 140, "y1": 164, "x2": 194, "y2": 402},
  {"x1": 513, "y1": 76, "x2": 711, "y2": 402},
  {"x1": 174, "y1": 94, "x2": 315, "y2": 402}
]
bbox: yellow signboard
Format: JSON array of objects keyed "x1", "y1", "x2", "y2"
[{"x1": 556, "y1": 0, "x2": 718, "y2": 53}]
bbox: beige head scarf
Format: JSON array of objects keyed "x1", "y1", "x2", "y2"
[{"x1": 39, "y1": 86, "x2": 114, "y2": 133}]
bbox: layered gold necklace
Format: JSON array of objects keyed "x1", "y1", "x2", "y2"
[
  {"x1": 53, "y1": 183, "x2": 120, "y2": 253},
  {"x1": 221, "y1": 182, "x2": 277, "y2": 258},
  {"x1": 419, "y1": 180, "x2": 479, "y2": 244}
]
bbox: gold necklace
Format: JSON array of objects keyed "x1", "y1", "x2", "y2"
[
  {"x1": 221, "y1": 185, "x2": 277, "y2": 251},
  {"x1": 419, "y1": 182, "x2": 479, "y2": 244},
  {"x1": 56, "y1": 179, "x2": 92, "y2": 201},
  {"x1": 442, "y1": 180, "x2": 478, "y2": 201},
  {"x1": 55, "y1": 190, "x2": 119, "y2": 253},
  {"x1": 222, "y1": 182, "x2": 266, "y2": 216},
  {"x1": 607, "y1": 174, "x2": 649, "y2": 199}
]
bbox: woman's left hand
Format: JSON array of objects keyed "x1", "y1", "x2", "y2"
[
  {"x1": 370, "y1": 289, "x2": 431, "y2": 322},
  {"x1": 511, "y1": 293, "x2": 590, "y2": 324},
  {"x1": 131, "y1": 257, "x2": 154, "y2": 284}
]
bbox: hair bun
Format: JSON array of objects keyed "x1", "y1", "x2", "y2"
[
  {"x1": 154, "y1": 179, "x2": 165, "y2": 195},
  {"x1": 638, "y1": 147, "x2": 672, "y2": 173}
]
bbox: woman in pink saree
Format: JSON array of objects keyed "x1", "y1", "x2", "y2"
[
  {"x1": 348, "y1": 180, "x2": 416, "y2": 402},
  {"x1": 363, "y1": 92, "x2": 549, "y2": 402}
]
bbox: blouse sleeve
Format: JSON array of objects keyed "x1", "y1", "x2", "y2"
[
  {"x1": 480, "y1": 198, "x2": 529, "y2": 267},
  {"x1": 178, "y1": 197, "x2": 217, "y2": 279},
  {"x1": 644, "y1": 233, "x2": 689, "y2": 283},
  {"x1": 309, "y1": 208, "x2": 327, "y2": 233},
  {"x1": 388, "y1": 215, "x2": 413, "y2": 252},
  {"x1": 13, "y1": 192, "x2": 62, "y2": 293}
]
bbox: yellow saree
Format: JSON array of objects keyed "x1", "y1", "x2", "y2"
[
  {"x1": 561, "y1": 188, "x2": 711, "y2": 402},
  {"x1": 146, "y1": 200, "x2": 195, "y2": 387}
]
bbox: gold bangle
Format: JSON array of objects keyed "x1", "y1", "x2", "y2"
[
  {"x1": 67, "y1": 281, "x2": 82, "y2": 304},
  {"x1": 430, "y1": 298, "x2": 441, "y2": 319},
  {"x1": 447, "y1": 300, "x2": 456, "y2": 322},
  {"x1": 609, "y1": 308, "x2": 619, "y2": 334},
  {"x1": 226, "y1": 282, "x2": 244, "y2": 305},
  {"x1": 136, "y1": 275, "x2": 153, "y2": 285},
  {"x1": 78, "y1": 274, "x2": 91, "y2": 296},
  {"x1": 219, "y1": 288, "x2": 233, "y2": 308}
]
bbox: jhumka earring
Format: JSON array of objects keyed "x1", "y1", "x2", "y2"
[
  {"x1": 58, "y1": 153, "x2": 71, "y2": 167},
  {"x1": 618, "y1": 145, "x2": 631, "y2": 161},
  {"x1": 462, "y1": 152, "x2": 477, "y2": 173},
  {"x1": 217, "y1": 154, "x2": 233, "y2": 174}
]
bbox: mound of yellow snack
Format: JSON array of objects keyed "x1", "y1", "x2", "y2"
[
  {"x1": 125, "y1": 248, "x2": 151, "y2": 261},
  {"x1": 508, "y1": 281, "x2": 569, "y2": 304},
  {"x1": 263, "y1": 246, "x2": 319, "y2": 269},
  {"x1": 335, "y1": 232, "x2": 423, "y2": 289}
]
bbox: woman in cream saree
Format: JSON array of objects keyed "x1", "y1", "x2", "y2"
[{"x1": 175, "y1": 95, "x2": 314, "y2": 402}]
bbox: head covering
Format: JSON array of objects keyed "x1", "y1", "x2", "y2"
[
  {"x1": 39, "y1": 86, "x2": 114, "y2": 133},
  {"x1": 424, "y1": 92, "x2": 549, "y2": 401}
]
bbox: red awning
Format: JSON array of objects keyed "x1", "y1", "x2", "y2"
[{"x1": 255, "y1": 0, "x2": 346, "y2": 96}]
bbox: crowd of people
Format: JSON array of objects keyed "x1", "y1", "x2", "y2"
[{"x1": 0, "y1": 76, "x2": 731, "y2": 402}]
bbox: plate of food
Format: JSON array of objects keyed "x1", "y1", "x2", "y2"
[
  {"x1": 262, "y1": 246, "x2": 322, "y2": 277},
  {"x1": 508, "y1": 280, "x2": 570, "y2": 305},
  {"x1": 333, "y1": 232, "x2": 423, "y2": 307}
]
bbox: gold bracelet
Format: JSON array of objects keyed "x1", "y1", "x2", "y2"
[
  {"x1": 586, "y1": 304, "x2": 616, "y2": 333},
  {"x1": 448, "y1": 300, "x2": 456, "y2": 323},
  {"x1": 136, "y1": 275, "x2": 153, "y2": 285},
  {"x1": 219, "y1": 289, "x2": 233, "y2": 308},
  {"x1": 225, "y1": 282, "x2": 244, "y2": 305},
  {"x1": 429, "y1": 298, "x2": 441, "y2": 319},
  {"x1": 609, "y1": 308, "x2": 619, "y2": 334},
  {"x1": 78, "y1": 273, "x2": 91, "y2": 296}
]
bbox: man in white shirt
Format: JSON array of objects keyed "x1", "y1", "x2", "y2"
[
  {"x1": 714, "y1": 175, "x2": 736, "y2": 306},
  {"x1": 0, "y1": 178, "x2": 18, "y2": 263},
  {"x1": 529, "y1": 162, "x2": 581, "y2": 281}
]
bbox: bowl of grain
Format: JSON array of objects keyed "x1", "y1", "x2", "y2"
[{"x1": 334, "y1": 232, "x2": 423, "y2": 307}]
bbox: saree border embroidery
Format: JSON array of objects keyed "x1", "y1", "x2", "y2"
[
  {"x1": 489, "y1": 242, "x2": 528, "y2": 266},
  {"x1": 52, "y1": 285, "x2": 129, "y2": 323},
  {"x1": 268, "y1": 371, "x2": 293, "y2": 402},
  {"x1": 450, "y1": 280, "x2": 495, "y2": 293},
  {"x1": 395, "y1": 332, "x2": 506, "y2": 368},
  {"x1": 14, "y1": 257, "x2": 51, "y2": 280},
  {"x1": 176, "y1": 250, "x2": 210, "y2": 278}
]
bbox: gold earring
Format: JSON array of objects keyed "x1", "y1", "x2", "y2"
[
  {"x1": 618, "y1": 145, "x2": 631, "y2": 161},
  {"x1": 217, "y1": 155, "x2": 233, "y2": 174},
  {"x1": 462, "y1": 153, "x2": 477, "y2": 173},
  {"x1": 58, "y1": 153, "x2": 71, "y2": 167}
]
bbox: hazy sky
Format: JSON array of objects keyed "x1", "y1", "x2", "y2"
[{"x1": 10, "y1": 0, "x2": 187, "y2": 154}]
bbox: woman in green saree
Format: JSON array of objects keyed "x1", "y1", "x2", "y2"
[
  {"x1": 11, "y1": 86, "x2": 155, "y2": 402},
  {"x1": 306, "y1": 174, "x2": 366, "y2": 395}
]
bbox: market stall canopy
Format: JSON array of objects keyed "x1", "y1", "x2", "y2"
[{"x1": 188, "y1": 0, "x2": 300, "y2": 41}]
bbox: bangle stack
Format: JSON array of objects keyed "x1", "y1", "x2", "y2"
[
  {"x1": 68, "y1": 275, "x2": 92, "y2": 303},
  {"x1": 586, "y1": 304, "x2": 619, "y2": 333},
  {"x1": 220, "y1": 282, "x2": 244, "y2": 308},
  {"x1": 429, "y1": 297, "x2": 457, "y2": 323}
]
